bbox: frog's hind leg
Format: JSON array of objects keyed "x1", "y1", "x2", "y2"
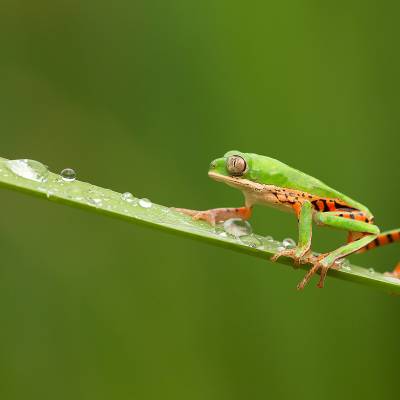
[
  {"x1": 173, "y1": 206, "x2": 252, "y2": 226},
  {"x1": 356, "y1": 228, "x2": 400, "y2": 279},
  {"x1": 297, "y1": 211, "x2": 380, "y2": 289},
  {"x1": 386, "y1": 261, "x2": 400, "y2": 279},
  {"x1": 356, "y1": 228, "x2": 400, "y2": 252},
  {"x1": 298, "y1": 234, "x2": 378, "y2": 289}
]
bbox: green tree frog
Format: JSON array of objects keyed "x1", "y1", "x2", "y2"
[{"x1": 175, "y1": 151, "x2": 400, "y2": 289}]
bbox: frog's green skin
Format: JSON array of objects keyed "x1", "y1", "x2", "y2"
[{"x1": 176, "y1": 150, "x2": 400, "y2": 289}]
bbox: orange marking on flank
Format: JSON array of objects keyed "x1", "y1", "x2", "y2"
[
  {"x1": 327, "y1": 200, "x2": 336, "y2": 211},
  {"x1": 316, "y1": 200, "x2": 325, "y2": 211}
]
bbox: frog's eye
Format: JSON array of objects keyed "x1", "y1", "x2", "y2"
[{"x1": 226, "y1": 155, "x2": 247, "y2": 176}]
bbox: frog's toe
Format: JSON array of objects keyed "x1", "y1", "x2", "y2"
[
  {"x1": 270, "y1": 248, "x2": 295, "y2": 262},
  {"x1": 172, "y1": 208, "x2": 216, "y2": 225},
  {"x1": 192, "y1": 210, "x2": 216, "y2": 225},
  {"x1": 271, "y1": 247, "x2": 311, "y2": 266},
  {"x1": 297, "y1": 255, "x2": 333, "y2": 290},
  {"x1": 271, "y1": 248, "x2": 305, "y2": 265}
]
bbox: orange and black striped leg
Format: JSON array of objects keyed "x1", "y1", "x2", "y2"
[
  {"x1": 355, "y1": 228, "x2": 400, "y2": 280},
  {"x1": 173, "y1": 206, "x2": 252, "y2": 226},
  {"x1": 357, "y1": 229, "x2": 400, "y2": 253},
  {"x1": 299, "y1": 212, "x2": 380, "y2": 289}
]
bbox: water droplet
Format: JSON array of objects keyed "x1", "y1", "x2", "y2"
[
  {"x1": 121, "y1": 192, "x2": 135, "y2": 202},
  {"x1": 239, "y1": 235, "x2": 262, "y2": 248},
  {"x1": 218, "y1": 232, "x2": 228, "y2": 238},
  {"x1": 138, "y1": 198, "x2": 152, "y2": 208},
  {"x1": 88, "y1": 198, "x2": 102, "y2": 207},
  {"x1": 223, "y1": 218, "x2": 252, "y2": 237},
  {"x1": 368, "y1": 268, "x2": 376, "y2": 274},
  {"x1": 277, "y1": 245, "x2": 286, "y2": 252},
  {"x1": 60, "y1": 168, "x2": 76, "y2": 182},
  {"x1": 6, "y1": 159, "x2": 49, "y2": 182},
  {"x1": 264, "y1": 235, "x2": 274, "y2": 242},
  {"x1": 336, "y1": 258, "x2": 351, "y2": 271},
  {"x1": 282, "y1": 238, "x2": 296, "y2": 249}
]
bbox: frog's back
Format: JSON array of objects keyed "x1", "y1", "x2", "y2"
[{"x1": 247, "y1": 153, "x2": 371, "y2": 215}]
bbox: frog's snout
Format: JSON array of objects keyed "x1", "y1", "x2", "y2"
[{"x1": 209, "y1": 161, "x2": 216, "y2": 170}]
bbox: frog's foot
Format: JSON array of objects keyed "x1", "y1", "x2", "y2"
[
  {"x1": 297, "y1": 254, "x2": 339, "y2": 290},
  {"x1": 384, "y1": 261, "x2": 400, "y2": 280},
  {"x1": 270, "y1": 247, "x2": 311, "y2": 266},
  {"x1": 172, "y1": 206, "x2": 252, "y2": 226},
  {"x1": 172, "y1": 207, "x2": 218, "y2": 225}
]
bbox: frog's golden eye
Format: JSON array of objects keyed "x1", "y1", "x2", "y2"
[{"x1": 226, "y1": 155, "x2": 247, "y2": 176}]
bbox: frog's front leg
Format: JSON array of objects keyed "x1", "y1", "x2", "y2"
[
  {"x1": 173, "y1": 206, "x2": 252, "y2": 226},
  {"x1": 271, "y1": 201, "x2": 313, "y2": 265}
]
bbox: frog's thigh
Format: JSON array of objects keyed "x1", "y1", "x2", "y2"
[{"x1": 314, "y1": 212, "x2": 380, "y2": 235}]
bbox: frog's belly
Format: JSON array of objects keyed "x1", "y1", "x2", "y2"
[{"x1": 243, "y1": 187, "x2": 294, "y2": 213}]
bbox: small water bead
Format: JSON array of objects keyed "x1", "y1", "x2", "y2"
[
  {"x1": 6, "y1": 159, "x2": 49, "y2": 182},
  {"x1": 139, "y1": 198, "x2": 152, "y2": 209},
  {"x1": 368, "y1": 268, "x2": 376, "y2": 275},
  {"x1": 88, "y1": 198, "x2": 102, "y2": 207},
  {"x1": 121, "y1": 192, "x2": 135, "y2": 203},
  {"x1": 223, "y1": 218, "x2": 252, "y2": 237},
  {"x1": 282, "y1": 238, "x2": 296, "y2": 249},
  {"x1": 264, "y1": 236, "x2": 274, "y2": 242},
  {"x1": 239, "y1": 235, "x2": 262, "y2": 248},
  {"x1": 277, "y1": 245, "x2": 286, "y2": 252},
  {"x1": 60, "y1": 168, "x2": 76, "y2": 182},
  {"x1": 336, "y1": 258, "x2": 351, "y2": 271}
]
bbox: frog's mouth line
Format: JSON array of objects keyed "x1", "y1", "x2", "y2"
[
  {"x1": 208, "y1": 171, "x2": 261, "y2": 191},
  {"x1": 208, "y1": 170, "x2": 240, "y2": 184}
]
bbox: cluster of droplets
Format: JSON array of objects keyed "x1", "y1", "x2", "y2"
[
  {"x1": 216, "y1": 217, "x2": 296, "y2": 251},
  {"x1": 5, "y1": 159, "x2": 154, "y2": 212}
]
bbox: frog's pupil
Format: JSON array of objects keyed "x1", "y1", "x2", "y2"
[{"x1": 227, "y1": 156, "x2": 246, "y2": 176}]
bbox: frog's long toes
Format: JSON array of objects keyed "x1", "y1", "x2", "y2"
[
  {"x1": 297, "y1": 263, "x2": 321, "y2": 290},
  {"x1": 172, "y1": 207, "x2": 198, "y2": 217},
  {"x1": 270, "y1": 249, "x2": 295, "y2": 262}
]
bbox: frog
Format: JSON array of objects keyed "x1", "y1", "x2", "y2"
[{"x1": 174, "y1": 151, "x2": 400, "y2": 289}]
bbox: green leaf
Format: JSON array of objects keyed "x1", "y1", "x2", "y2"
[{"x1": 0, "y1": 157, "x2": 399, "y2": 294}]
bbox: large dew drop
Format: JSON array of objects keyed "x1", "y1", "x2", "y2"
[
  {"x1": 138, "y1": 198, "x2": 152, "y2": 209},
  {"x1": 223, "y1": 218, "x2": 252, "y2": 237},
  {"x1": 6, "y1": 159, "x2": 49, "y2": 183},
  {"x1": 60, "y1": 168, "x2": 76, "y2": 182},
  {"x1": 121, "y1": 192, "x2": 135, "y2": 203}
]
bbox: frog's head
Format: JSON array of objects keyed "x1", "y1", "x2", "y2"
[
  {"x1": 208, "y1": 150, "x2": 253, "y2": 188},
  {"x1": 209, "y1": 151, "x2": 287, "y2": 190}
]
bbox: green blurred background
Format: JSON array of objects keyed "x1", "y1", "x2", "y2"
[{"x1": 0, "y1": 1, "x2": 399, "y2": 399}]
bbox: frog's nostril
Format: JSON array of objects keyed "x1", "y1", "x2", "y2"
[{"x1": 209, "y1": 161, "x2": 216, "y2": 169}]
